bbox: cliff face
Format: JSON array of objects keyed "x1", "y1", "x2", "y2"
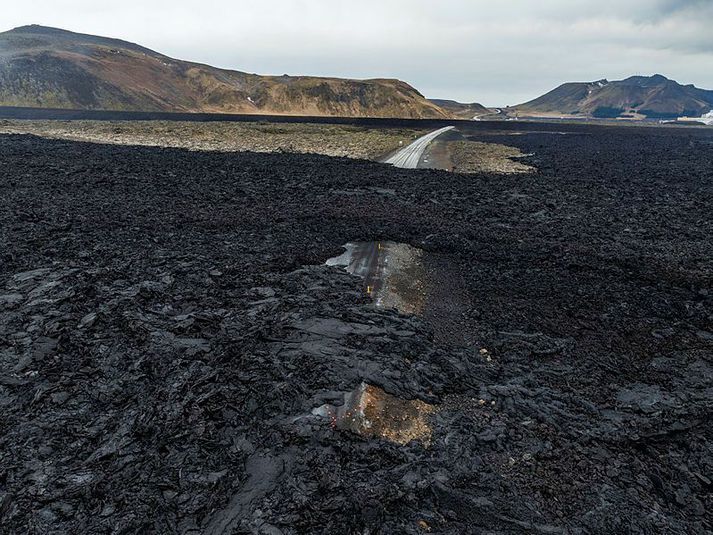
[{"x1": 0, "y1": 25, "x2": 450, "y2": 119}]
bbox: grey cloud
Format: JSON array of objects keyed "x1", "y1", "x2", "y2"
[{"x1": 657, "y1": 0, "x2": 710, "y2": 14}]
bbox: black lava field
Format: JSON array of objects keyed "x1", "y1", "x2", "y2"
[{"x1": 1, "y1": 123, "x2": 712, "y2": 534}]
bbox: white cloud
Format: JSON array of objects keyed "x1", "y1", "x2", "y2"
[{"x1": 2, "y1": 0, "x2": 712, "y2": 105}]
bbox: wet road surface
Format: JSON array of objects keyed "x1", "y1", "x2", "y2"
[{"x1": 326, "y1": 242, "x2": 426, "y2": 314}]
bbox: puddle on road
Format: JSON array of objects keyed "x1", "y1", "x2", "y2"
[
  {"x1": 326, "y1": 242, "x2": 426, "y2": 314},
  {"x1": 313, "y1": 382, "x2": 435, "y2": 446}
]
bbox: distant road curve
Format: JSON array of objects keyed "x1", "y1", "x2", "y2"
[{"x1": 385, "y1": 126, "x2": 455, "y2": 169}]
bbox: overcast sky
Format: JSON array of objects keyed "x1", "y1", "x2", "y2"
[{"x1": 3, "y1": 0, "x2": 713, "y2": 105}]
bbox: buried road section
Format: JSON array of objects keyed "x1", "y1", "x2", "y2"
[{"x1": 326, "y1": 241, "x2": 426, "y2": 314}]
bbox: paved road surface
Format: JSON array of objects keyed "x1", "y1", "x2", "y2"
[
  {"x1": 326, "y1": 242, "x2": 385, "y2": 296},
  {"x1": 384, "y1": 126, "x2": 455, "y2": 168}
]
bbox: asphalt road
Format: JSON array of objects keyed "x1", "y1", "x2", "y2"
[
  {"x1": 326, "y1": 242, "x2": 384, "y2": 296},
  {"x1": 384, "y1": 126, "x2": 455, "y2": 168}
]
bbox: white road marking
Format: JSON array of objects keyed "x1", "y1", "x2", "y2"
[{"x1": 385, "y1": 126, "x2": 455, "y2": 169}]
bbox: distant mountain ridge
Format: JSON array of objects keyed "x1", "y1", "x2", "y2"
[
  {"x1": 428, "y1": 99, "x2": 490, "y2": 120},
  {"x1": 0, "y1": 25, "x2": 450, "y2": 119},
  {"x1": 514, "y1": 74, "x2": 713, "y2": 119}
]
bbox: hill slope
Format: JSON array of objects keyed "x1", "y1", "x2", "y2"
[
  {"x1": 515, "y1": 75, "x2": 713, "y2": 119},
  {"x1": 428, "y1": 99, "x2": 490, "y2": 120},
  {"x1": 0, "y1": 25, "x2": 450, "y2": 119}
]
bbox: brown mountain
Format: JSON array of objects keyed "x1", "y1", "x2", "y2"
[
  {"x1": 428, "y1": 99, "x2": 490, "y2": 120},
  {"x1": 514, "y1": 75, "x2": 713, "y2": 119},
  {"x1": 0, "y1": 25, "x2": 450, "y2": 119}
]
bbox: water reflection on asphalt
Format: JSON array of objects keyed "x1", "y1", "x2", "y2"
[{"x1": 326, "y1": 242, "x2": 426, "y2": 314}]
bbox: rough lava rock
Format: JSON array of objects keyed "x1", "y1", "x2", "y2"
[{"x1": 0, "y1": 122, "x2": 712, "y2": 534}]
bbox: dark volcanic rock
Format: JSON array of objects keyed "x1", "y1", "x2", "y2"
[{"x1": 0, "y1": 123, "x2": 712, "y2": 534}]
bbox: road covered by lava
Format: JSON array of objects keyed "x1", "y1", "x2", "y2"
[{"x1": 0, "y1": 123, "x2": 711, "y2": 533}]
